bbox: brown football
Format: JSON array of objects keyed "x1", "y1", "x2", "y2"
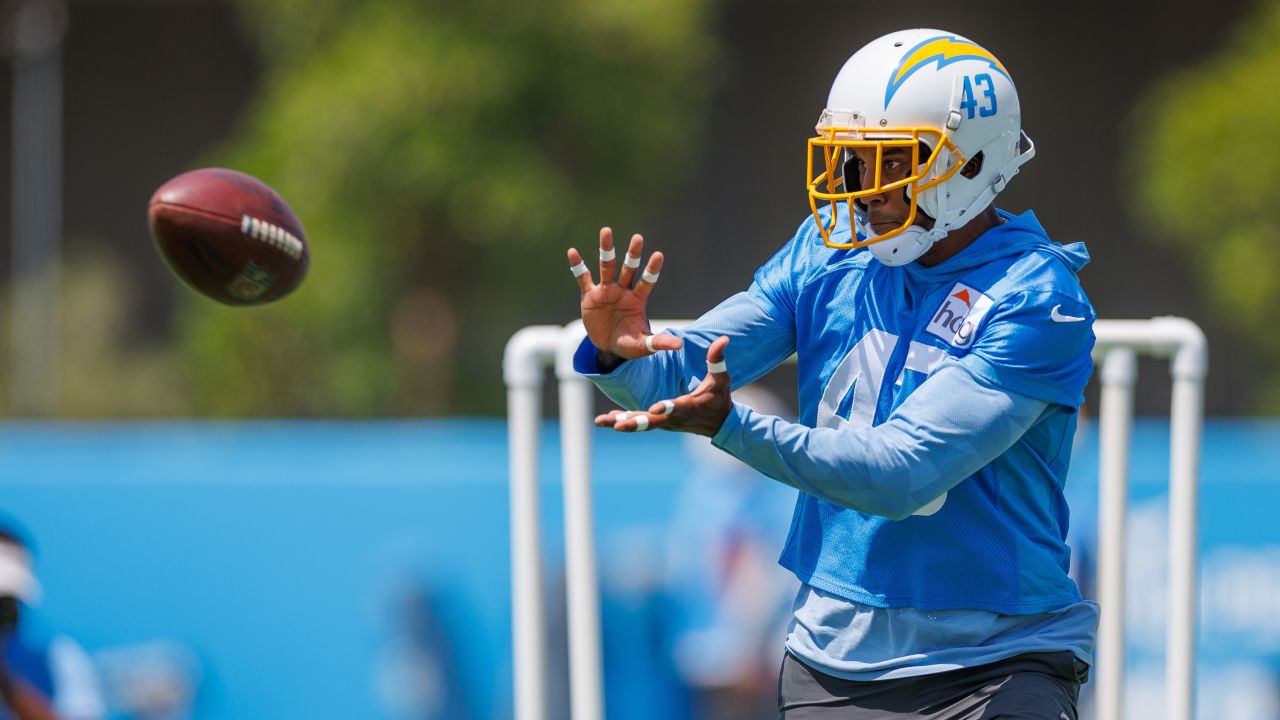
[{"x1": 148, "y1": 168, "x2": 309, "y2": 306}]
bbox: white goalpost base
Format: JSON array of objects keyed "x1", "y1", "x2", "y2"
[
  {"x1": 504, "y1": 317, "x2": 1206, "y2": 720},
  {"x1": 1092, "y1": 318, "x2": 1207, "y2": 720}
]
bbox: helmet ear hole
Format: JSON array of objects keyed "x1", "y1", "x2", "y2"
[{"x1": 960, "y1": 151, "x2": 985, "y2": 179}]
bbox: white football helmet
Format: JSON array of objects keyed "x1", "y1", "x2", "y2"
[{"x1": 806, "y1": 29, "x2": 1034, "y2": 265}]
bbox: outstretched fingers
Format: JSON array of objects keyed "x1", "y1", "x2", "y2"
[
  {"x1": 583, "y1": 228, "x2": 661, "y2": 297},
  {"x1": 706, "y1": 336, "x2": 730, "y2": 379},
  {"x1": 642, "y1": 332, "x2": 683, "y2": 355},
  {"x1": 598, "y1": 227, "x2": 617, "y2": 285},
  {"x1": 594, "y1": 409, "x2": 628, "y2": 428},
  {"x1": 633, "y1": 251, "x2": 664, "y2": 302},
  {"x1": 567, "y1": 247, "x2": 593, "y2": 294},
  {"x1": 617, "y1": 234, "x2": 644, "y2": 288},
  {"x1": 595, "y1": 408, "x2": 667, "y2": 432},
  {"x1": 646, "y1": 398, "x2": 678, "y2": 416},
  {"x1": 681, "y1": 336, "x2": 730, "y2": 397}
]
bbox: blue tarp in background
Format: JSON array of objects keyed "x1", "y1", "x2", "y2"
[{"x1": 2, "y1": 419, "x2": 1279, "y2": 719}]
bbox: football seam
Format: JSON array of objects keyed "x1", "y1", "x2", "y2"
[{"x1": 150, "y1": 200, "x2": 247, "y2": 227}]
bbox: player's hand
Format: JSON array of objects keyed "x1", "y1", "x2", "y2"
[
  {"x1": 595, "y1": 336, "x2": 732, "y2": 437},
  {"x1": 567, "y1": 228, "x2": 683, "y2": 360}
]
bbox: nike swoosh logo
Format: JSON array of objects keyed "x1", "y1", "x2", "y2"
[{"x1": 1050, "y1": 304, "x2": 1086, "y2": 323}]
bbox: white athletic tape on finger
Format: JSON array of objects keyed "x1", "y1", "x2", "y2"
[
  {"x1": 641, "y1": 270, "x2": 660, "y2": 284},
  {"x1": 633, "y1": 414, "x2": 650, "y2": 431},
  {"x1": 624, "y1": 253, "x2": 641, "y2": 269},
  {"x1": 644, "y1": 335, "x2": 658, "y2": 354},
  {"x1": 599, "y1": 247, "x2": 616, "y2": 262},
  {"x1": 657, "y1": 400, "x2": 675, "y2": 416},
  {"x1": 707, "y1": 359, "x2": 727, "y2": 374},
  {"x1": 570, "y1": 261, "x2": 590, "y2": 277}
]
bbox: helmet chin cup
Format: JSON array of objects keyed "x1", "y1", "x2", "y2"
[{"x1": 867, "y1": 225, "x2": 942, "y2": 266}]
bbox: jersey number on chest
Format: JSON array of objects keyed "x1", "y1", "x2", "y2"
[{"x1": 816, "y1": 329, "x2": 951, "y2": 515}]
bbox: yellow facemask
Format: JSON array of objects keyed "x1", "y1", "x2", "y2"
[{"x1": 806, "y1": 119, "x2": 965, "y2": 249}]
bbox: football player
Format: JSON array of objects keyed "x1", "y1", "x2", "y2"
[{"x1": 566, "y1": 28, "x2": 1098, "y2": 719}]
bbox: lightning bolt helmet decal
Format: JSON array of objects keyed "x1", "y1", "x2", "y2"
[{"x1": 885, "y1": 35, "x2": 1010, "y2": 109}]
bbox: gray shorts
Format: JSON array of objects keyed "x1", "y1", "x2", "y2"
[{"x1": 779, "y1": 651, "x2": 1086, "y2": 720}]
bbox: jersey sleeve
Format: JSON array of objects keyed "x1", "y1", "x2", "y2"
[
  {"x1": 960, "y1": 289, "x2": 1096, "y2": 408},
  {"x1": 710, "y1": 360, "x2": 1050, "y2": 520},
  {"x1": 573, "y1": 290, "x2": 797, "y2": 410}
]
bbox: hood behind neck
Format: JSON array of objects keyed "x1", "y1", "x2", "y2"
[{"x1": 901, "y1": 210, "x2": 1089, "y2": 287}]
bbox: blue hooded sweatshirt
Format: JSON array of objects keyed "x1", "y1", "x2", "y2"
[{"x1": 576, "y1": 208, "x2": 1098, "y2": 676}]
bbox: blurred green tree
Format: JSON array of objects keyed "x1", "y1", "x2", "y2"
[
  {"x1": 178, "y1": 0, "x2": 716, "y2": 415},
  {"x1": 1133, "y1": 0, "x2": 1280, "y2": 411}
]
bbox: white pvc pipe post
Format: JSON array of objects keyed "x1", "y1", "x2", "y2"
[
  {"x1": 556, "y1": 322, "x2": 605, "y2": 720},
  {"x1": 549, "y1": 318, "x2": 763, "y2": 720},
  {"x1": 504, "y1": 326, "x2": 561, "y2": 720},
  {"x1": 1166, "y1": 321, "x2": 1206, "y2": 720},
  {"x1": 1092, "y1": 317, "x2": 1206, "y2": 720},
  {"x1": 1096, "y1": 347, "x2": 1136, "y2": 720}
]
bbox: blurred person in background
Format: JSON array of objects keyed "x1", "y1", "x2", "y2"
[
  {"x1": 92, "y1": 641, "x2": 197, "y2": 720},
  {"x1": 663, "y1": 386, "x2": 799, "y2": 720},
  {"x1": 0, "y1": 525, "x2": 104, "y2": 720},
  {"x1": 373, "y1": 580, "x2": 474, "y2": 720},
  {"x1": 568, "y1": 28, "x2": 1096, "y2": 719}
]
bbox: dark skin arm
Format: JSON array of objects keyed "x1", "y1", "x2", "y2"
[{"x1": 567, "y1": 229, "x2": 734, "y2": 436}]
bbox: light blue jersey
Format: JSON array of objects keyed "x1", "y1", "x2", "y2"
[{"x1": 576, "y1": 208, "x2": 1098, "y2": 678}]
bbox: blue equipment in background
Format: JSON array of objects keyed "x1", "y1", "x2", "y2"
[{"x1": 2, "y1": 419, "x2": 1279, "y2": 719}]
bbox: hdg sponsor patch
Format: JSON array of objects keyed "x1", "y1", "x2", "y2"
[{"x1": 926, "y1": 282, "x2": 993, "y2": 348}]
